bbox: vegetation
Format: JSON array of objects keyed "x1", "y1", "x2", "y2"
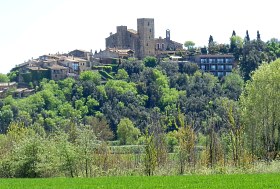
[
  {"x1": 1, "y1": 32, "x2": 280, "y2": 179},
  {"x1": 1, "y1": 173, "x2": 280, "y2": 189},
  {"x1": 0, "y1": 73, "x2": 9, "y2": 83}
]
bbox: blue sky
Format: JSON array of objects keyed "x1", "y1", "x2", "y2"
[{"x1": 0, "y1": 0, "x2": 279, "y2": 74}]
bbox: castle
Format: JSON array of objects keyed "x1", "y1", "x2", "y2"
[{"x1": 105, "y1": 18, "x2": 183, "y2": 59}]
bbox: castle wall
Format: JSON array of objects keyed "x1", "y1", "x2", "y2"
[{"x1": 106, "y1": 26, "x2": 139, "y2": 57}]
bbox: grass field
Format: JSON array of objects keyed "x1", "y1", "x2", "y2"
[{"x1": 1, "y1": 173, "x2": 280, "y2": 189}]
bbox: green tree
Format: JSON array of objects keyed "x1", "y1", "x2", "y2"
[
  {"x1": 177, "y1": 125, "x2": 196, "y2": 174},
  {"x1": 56, "y1": 132, "x2": 77, "y2": 177},
  {"x1": 7, "y1": 71, "x2": 18, "y2": 82},
  {"x1": 184, "y1": 41, "x2": 195, "y2": 50},
  {"x1": 0, "y1": 105, "x2": 14, "y2": 133},
  {"x1": 13, "y1": 132, "x2": 44, "y2": 178},
  {"x1": 144, "y1": 133, "x2": 157, "y2": 176},
  {"x1": 0, "y1": 73, "x2": 10, "y2": 83},
  {"x1": 266, "y1": 38, "x2": 280, "y2": 61},
  {"x1": 105, "y1": 80, "x2": 137, "y2": 95},
  {"x1": 115, "y1": 69, "x2": 129, "y2": 80},
  {"x1": 144, "y1": 56, "x2": 157, "y2": 68},
  {"x1": 208, "y1": 41, "x2": 220, "y2": 54},
  {"x1": 230, "y1": 35, "x2": 243, "y2": 61},
  {"x1": 117, "y1": 118, "x2": 140, "y2": 145},
  {"x1": 222, "y1": 72, "x2": 244, "y2": 101},
  {"x1": 79, "y1": 70, "x2": 101, "y2": 85},
  {"x1": 240, "y1": 39, "x2": 267, "y2": 81},
  {"x1": 76, "y1": 125, "x2": 97, "y2": 177},
  {"x1": 219, "y1": 97, "x2": 244, "y2": 166},
  {"x1": 240, "y1": 59, "x2": 280, "y2": 161},
  {"x1": 84, "y1": 116, "x2": 114, "y2": 141}
]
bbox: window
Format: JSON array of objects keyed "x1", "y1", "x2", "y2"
[
  {"x1": 211, "y1": 65, "x2": 216, "y2": 70},
  {"x1": 161, "y1": 43, "x2": 164, "y2": 49},
  {"x1": 201, "y1": 65, "x2": 206, "y2": 70},
  {"x1": 217, "y1": 58, "x2": 224, "y2": 63},
  {"x1": 146, "y1": 43, "x2": 148, "y2": 46},
  {"x1": 225, "y1": 58, "x2": 232, "y2": 63},
  {"x1": 217, "y1": 65, "x2": 224, "y2": 70},
  {"x1": 217, "y1": 72, "x2": 224, "y2": 77},
  {"x1": 201, "y1": 59, "x2": 207, "y2": 63},
  {"x1": 150, "y1": 29, "x2": 152, "y2": 32},
  {"x1": 226, "y1": 72, "x2": 231, "y2": 76},
  {"x1": 73, "y1": 63, "x2": 79, "y2": 71},
  {"x1": 148, "y1": 22, "x2": 150, "y2": 26},
  {"x1": 225, "y1": 65, "x2": 232, "y2": 70},
  {"x1": 86, "y1": 62, "x2": 90, "y2": 67},
  {"x1": 209, "y1": 58, "x2": 215, "y2": 63},
  {"x1": 157, "y1": 43, "x2": 160, "y2": 49}
]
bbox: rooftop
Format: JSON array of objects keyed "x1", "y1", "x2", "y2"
[
  {"x1": 65, "y1": 57, "x2": 87, "y2": 62},
  {"x1": 27, "y1": 67, "x2": 48, "y2": 71},
  {"x1": 48, "y1": 64, "x2": 68, "y2": 70},
  {"x1": 196, "y1": 54, "x2": 234, "y2": 58},
  {"x1": 0, "y1": 82, "x2": 17, "y2": 87},
  {"x1": 127, "y1": 29, "x2": 137, "y2": 34}
]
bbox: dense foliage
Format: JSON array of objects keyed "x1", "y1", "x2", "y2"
[{"x1": 1, "y1": 34, "x2": 280, "y2": 177}]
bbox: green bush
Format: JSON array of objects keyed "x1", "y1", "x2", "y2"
[{"x1": 99, "y1": 70, "x2": 113, "y2": 79}]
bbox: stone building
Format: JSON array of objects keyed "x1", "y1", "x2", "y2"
[
  {"x1": 106, "y1": 18, "x2": 182, "y2": 59},
  {"x1": 48, "y1": 64, "x2": 68, "y2": 81},
  {"x1": 68, "y1": 49, "x2": 93, "y2": 61}
]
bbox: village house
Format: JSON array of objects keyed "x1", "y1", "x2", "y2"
[
  {"x1": 0, "y1": 82, "x2": 17, "y2": 98},
  {"x1": 13, "y1": 88, "x2": 35, "y2": 98},
  {"x1": 60, "y1": 56, "x2": 91, "y2": 74},
  {"x1": 48, "y1": 64, "x2": 68, "y2": 80},
  {"x1": 68, "y1": 49, "x2": 93, "y2": 61}
]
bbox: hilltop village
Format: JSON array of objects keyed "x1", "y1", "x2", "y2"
[
  {"x1": 1, "y1": 17, "x2": 280, "y2": 178},
  {"x1": 1, "y1": 18, "x2": 236, "y2": 98}
]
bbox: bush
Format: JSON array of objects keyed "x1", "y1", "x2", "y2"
[
  {"x1": 99, "y1": 70, "x2": 114, "y2": 79},
  {"x1": 109, "y1": 145, "x2": 145, "y2": 154},
  {"x1": 117, "y1": 118, "x2": 140, "y2": 145},
  {"x1": 144, "y1": 56, "x2": 157, "y2": 68}
]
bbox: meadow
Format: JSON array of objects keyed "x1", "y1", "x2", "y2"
[{"x1": 1, "y1": 173, "x2": 280, "y2": 189}]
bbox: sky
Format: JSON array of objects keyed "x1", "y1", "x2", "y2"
[{"x1": 0, "y1": 0, "x2": 279, "y2": 74}]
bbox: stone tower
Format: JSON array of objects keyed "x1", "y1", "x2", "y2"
[
  {"x1": 116, "y1": 26, "x2": 128, "y2": 48},
  {"x1": 166, "y1": 29, "x2": 170, "y2": 41},
  {"x1": 137, "y1": 18, "x2": 155, "y2": 59}
]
